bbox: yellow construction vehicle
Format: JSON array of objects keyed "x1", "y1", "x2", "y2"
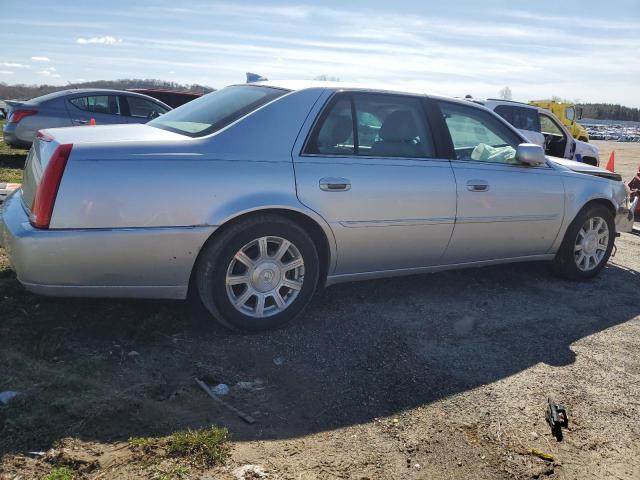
[{"x1": 529, "y1": 100, "x2": 590, "y2": 142}]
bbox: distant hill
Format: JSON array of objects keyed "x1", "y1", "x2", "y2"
[
  {"x1": 578, "y1": 103, "x2": 640, "y2": 122},
  {"x1": 0, "y1": 79, "x2": 215, "y2": 101}
]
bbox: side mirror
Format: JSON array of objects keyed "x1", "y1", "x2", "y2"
[{"x1": 516, "y1": 143, "x2": 546, "y2": 166}]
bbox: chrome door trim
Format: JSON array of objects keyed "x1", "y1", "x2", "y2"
[{"x1": 340, "y1": 217, "x2": 455, "y2": 228}]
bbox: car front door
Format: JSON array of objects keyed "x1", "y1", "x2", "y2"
[
  {"x1": 435, "y1": 100, "x2": 565, "y2": 264},
  {"x1": 293, "y1": 91, "x2": 457, "y2": 276},
  {"x1": 67, "y1": 95, "x2": 128, "y2": 126}
]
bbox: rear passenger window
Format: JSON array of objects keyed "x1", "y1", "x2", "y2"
[
  {"x1": 354, "y1": 94, "x2": 433, "y2": 158},
  {"x1": 70, "y1": 95, "x2": 120, "y2": 115},
  {"x1": 494, "y1": 105, "x2": 540, "y2": 132},
  {"x1": 305, "y1": 93, "x2": 434, "y2": 158}
]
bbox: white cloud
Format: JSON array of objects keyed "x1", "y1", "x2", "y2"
[
  {"x1": 0, "y1": 70, "x2": 15, "y2": 75},
  {"x1": 168, "y1": 71, "x2": 175, "y2": 74},
  {"x1": 0, "y1": 62, "x2": 29, "y2": 68},
  {"x1": 38, "y1": 66, "x2": 61, "y2": 78},
  {"x1": 31, "y1": 56, "x2": 50, "y2": 62},
  {"x1": 76, "y1": 35, "x2": 122, "y2": 45}
]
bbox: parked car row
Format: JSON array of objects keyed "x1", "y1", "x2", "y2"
[
  {"x1": 0, "y1": 80, "x2": 635, "y2": 331},
  {"x1": 2, "y1": 89, "x2": 171, "y2": 149}
]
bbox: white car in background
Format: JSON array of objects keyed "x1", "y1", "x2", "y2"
[{"x1": 477, "y1": 99, "x2": 600, "y2": 166}]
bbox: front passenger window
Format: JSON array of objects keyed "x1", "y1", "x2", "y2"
[{"x1": 439, "y1": 101, "x2": 522, "y2": 164}]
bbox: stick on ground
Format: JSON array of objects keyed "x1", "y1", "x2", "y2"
[{"x1": 195, "y1": 378, "x2": 256, "y2": 424}]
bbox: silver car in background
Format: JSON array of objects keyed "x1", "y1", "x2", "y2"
[
  {"x1": 2, "y1": 89, "x2": 171, "y2": 148},
  {"x1": 0, "y1": 81, "x2": 634, "y2": 331}
]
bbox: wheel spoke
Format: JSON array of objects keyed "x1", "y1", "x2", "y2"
[
  {"x1": 596, "y1": 243, "x2": 607, "y2": 251},
  {"x1": 258, "y1": 237, "x2": 269, "y2": 260},
  {"x1": 255, "y1": 294, "x2": 265, "y2": 317},
  {"x1": 283, "y1": 258, "x2": 304, "y2": 271},
  {"x1": 226, "y1": 275, "x2": 249, "y2": 286},
  {"x1": 574, "y1": 243, "x2": 583, "y2": 252},
  {"x1": 282, "y1": 278, "x2": 303, "y2": 291},
  {"x1": 235, "y1": 250, "x2": 254, "y2": 268},
  {"x1": 234, "y1": 289, "x2": 254, "y2": 307},
  {"x1": 272, "y1": 291, "x2": 286, "y2": 309},
  {"x1": 274, "y1": 239, "x2": 291, "y2": 261}
]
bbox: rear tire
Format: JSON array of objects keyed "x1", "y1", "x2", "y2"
[
  {"x1": 553, "y1": 204, "x2": 615, "y2": 280},
  {"x1": 195, "y1": 214, "x2": 319, "y2": 332}
]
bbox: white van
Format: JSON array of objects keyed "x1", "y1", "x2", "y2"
[{"x1": 477, "y1": 99, "x2": 600, "y2": 166}]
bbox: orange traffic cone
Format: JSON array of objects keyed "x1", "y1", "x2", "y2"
[
  {"x1": 89, "y1": 118, "x2": 96, "y2": 126},
  {"x1": 605, "y1": 151, "x2": 615, "y2": 172}
]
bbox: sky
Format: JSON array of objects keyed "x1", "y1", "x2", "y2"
[{"x1": 1, "y1": 0, "x2": 639, "y2": 106}]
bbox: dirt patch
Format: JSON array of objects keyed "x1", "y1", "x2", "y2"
[{"x1": 1, "y1": 145, "x2": 640, "y2": 479}]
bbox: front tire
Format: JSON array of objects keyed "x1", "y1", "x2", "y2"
[
  {"x1": 195, "y1": 215, "x2": 319, "y2": 332},
  {"x1": 553, "y1": 204, "x2": 615, "y2": 279}
]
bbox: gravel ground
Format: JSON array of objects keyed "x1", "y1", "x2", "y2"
[{"x1": 1, "y1": 141, "x2": 639, "y2": 479}]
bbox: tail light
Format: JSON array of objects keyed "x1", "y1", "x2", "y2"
[
  {"x1": 8, "y1": 109, "x2": 37, "y2": 124},
  {"x1": 30, "y1": 144, "x2": 73, "y2": 229}
]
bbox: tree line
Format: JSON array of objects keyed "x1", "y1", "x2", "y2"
[
  {"x1": 577, "y1": 103, "x2": 640, "y2": 122},
  {"x1": 0, "y1": 79, "x2": 214, "y2": 100}
]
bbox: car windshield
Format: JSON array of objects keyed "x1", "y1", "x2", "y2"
[{"x1": 148, "y1": 85, "x2": 288, "y2": 137}]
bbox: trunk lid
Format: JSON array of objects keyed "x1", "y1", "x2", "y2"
[{"x1": 37, "y1": 123, "x2": 187, "y2": 145}]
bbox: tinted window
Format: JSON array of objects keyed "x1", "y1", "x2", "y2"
[
  {"x1": 127, "y1": 96, "x2": 169, "y2": 119},
  {"x1": 540, "y1": 114, "x2": 564, "y2": 136},
  {"x1": 149, "y1": 85, "x2": 287, "y2": 137},
  {"x1": 439, "y1": 101, "x2": 522, "y2": 164},
  {"x1": 70, "y1": 95, "x2": 120, "y2": 115},
  {"x1": 306, "y1": 93, "x2": 434, "y2": 158},
  {"x1": 308, "y1": 96, "x2": 354, "y2": 155},
  {"x1": 354, "y1": 94, "x2": 433, "y2": 158},
  {"x1": 494, "y1": 105, "x2": 540, "y2": 132}
]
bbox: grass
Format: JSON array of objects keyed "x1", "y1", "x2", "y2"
[
  {"x1": 44, "y1": 467, "x2": 76, "y2": 480},
  {"x1": 167, "y1": 427, "x2": 231, "y2": 466},
  {"x1": 0, "y1": 119, "x2": 28, "y2": 183}
]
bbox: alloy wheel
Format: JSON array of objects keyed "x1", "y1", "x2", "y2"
[{"x1": 225, "y1": 236, "x2": 305, "y2": 318}]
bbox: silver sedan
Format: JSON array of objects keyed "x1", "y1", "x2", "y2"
[
  {"x1": 2, "y1": 89, "x2": 171, "y2": 149},
  {"x1": 0, "y1": 81, "x2": 634, "y2": 331}
]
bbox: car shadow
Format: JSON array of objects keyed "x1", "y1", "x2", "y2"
[{"x1": 1, "y1": 260, "x2": 638, "y2": 452}]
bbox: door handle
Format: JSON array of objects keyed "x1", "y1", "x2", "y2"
[
  {"x1": 466, "y1": 180, "x2": 489, "y2": 192},
  {"x1": 319, "y1": 177, "x2": 351, "y2": 191},
  {"x1": 73, "y1": 119, "x2": 88, "y2": 124}
]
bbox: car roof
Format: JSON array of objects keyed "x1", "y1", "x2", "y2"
[
  {"x1": 27, "y1": 88, "x2": 171, "y2": 107},
  {"x1": 243, "y1": 79, "x2": 475, "y2": 107}
]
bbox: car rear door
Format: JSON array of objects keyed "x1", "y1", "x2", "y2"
[
  {"x1": 293, "y1": 91, "x2": 457, "y2": 276},
  {"x1": 435, "y1": 100, "x2": 564, "y2": 264},
  {"x1": 66, "y1": 94, "x2": 128, "y2": 125}
]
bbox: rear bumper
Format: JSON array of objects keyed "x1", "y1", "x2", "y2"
[
  {"x1": 2, "y1": 124, "x2": 31, "y2": 149},
  {"x1": 1, "y1": 190, "x2": 215, "y2": 299}
]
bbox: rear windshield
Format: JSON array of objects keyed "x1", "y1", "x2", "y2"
[{"x1": 148, "y1": 85, "x2": 288, "y2": 137}]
